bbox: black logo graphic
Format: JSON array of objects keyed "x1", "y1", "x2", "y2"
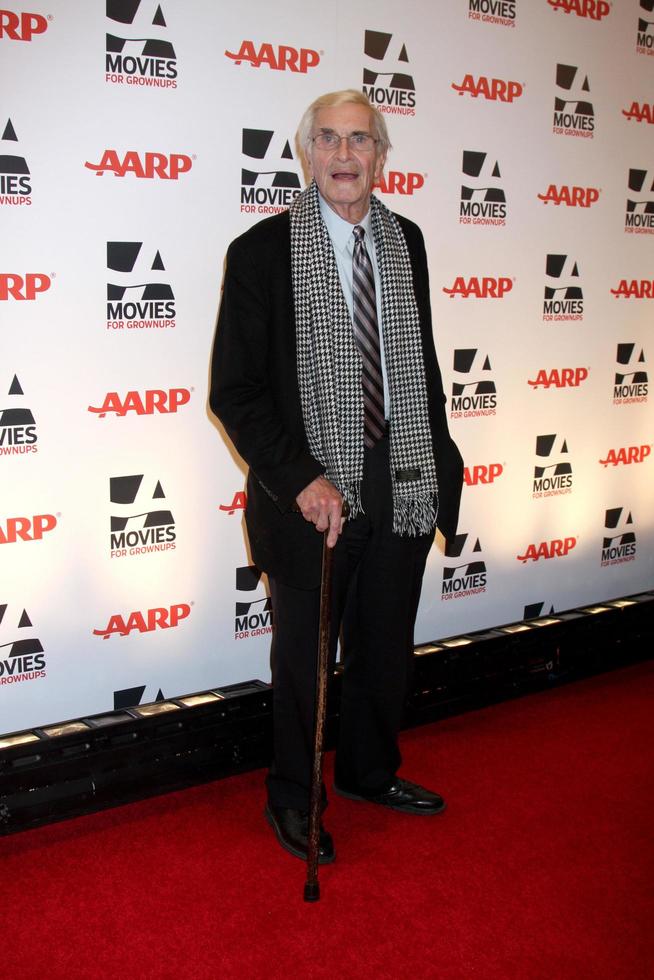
[
  {"x1": 234, "y1": 565, "x2": 273, "y2": 639},
  {"x1": 533, "y1": 434, "x2": 573, "y2": 497},
  {"x1": 106, "y1": 241, "x2": 176, "y2": 330},
  {"x1": 625, "y1": 168, "x2": 654, "y2": 232},
  {"x1": 450, "y1": 348, "x2": 497, "y2": 418},
  {"x1": 362, "y1": 30, "x2": 416, "y2": 114},
  {"x1": 615, "y1": 344, "x2": 648, "y2": 385},
  {"x1": 0, "y1": 604, "x2": 45, "y2": 683},
  {"x1": 459, "y1": 151, "x2": 506, "y2": 225},
  {"x1": 106, "y1": 0, "x2": 177, "y2": 86},
  {"x1": 114, "y1": 685, "x2": 165, "y2": 709},
  {"x1": 637, "y1": 0, "x2": 654, "y2": 52},
  {"x1": 363, "y1": 30, "x2": 414, "y2": 89},
  {"x1": 543, "y1": 254, "x2": 583, "y2": 321},
  {"x1": 0, "y1": 375, "x2": 37, "y2": 456},
  {"x1": 613, "y1": 343, "x2": 648, "y2": 403},
  {"x1": 0, "y1": 118, "x2": 31, "y2": 203},
  {"x1": 109, "y1": 474, "x2": 176, "y2": 557},
  {"x1": 240, "y1": 129, "x2": 301, "y2": 214},
  {"x1": 441, "y1": 533, "x2": 487, "y2": 600},
  {"x1": 601, "y1": 508, "x2": 636, "y2": 566},
  {"x1": 555, "y1": 65, "x2": 593, "y2": 115},
  {"x1": 241, "y1": 129, "x2": 299, "y2": 189},
  {"x1": 461, "y1": 151, "x2": 505, "y2": 202},
  {"x1": 626, "y1": 168, "x2": 654, "y2": 212},
  {"x1": 524, "y1": 602, "x2": 556, "y2": 619},
  {"x1": 553, "y1": 64, "x2": 594, "y2": 137}
]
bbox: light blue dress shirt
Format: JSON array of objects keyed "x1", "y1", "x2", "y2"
[{"x1": 318, "y1": 193, "x2": 390, "y2": 419}]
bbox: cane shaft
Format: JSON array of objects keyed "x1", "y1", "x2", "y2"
[{"x1": 303, "y1": 533, "x2": 333, "y2": 902}]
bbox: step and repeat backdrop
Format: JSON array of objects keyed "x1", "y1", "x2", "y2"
[{"x1": 1, "y1": 0, "x2": 653, "y2": 734}]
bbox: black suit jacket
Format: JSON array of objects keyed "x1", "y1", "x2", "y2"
[{"x1": 210, "y1": 208, "x2": 463, "y2": 589}]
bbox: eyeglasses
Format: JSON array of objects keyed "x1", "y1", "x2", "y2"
[{"x1": 310, "y1": 132, "x2": 379, "y2": 152}]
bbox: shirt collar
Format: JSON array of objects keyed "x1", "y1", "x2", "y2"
[{"x1": 318, "y1": 191, "x2": 372, "y2": 255}]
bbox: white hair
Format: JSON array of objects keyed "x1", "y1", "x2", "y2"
[{"x1": 297, "y1": 89, "x2": 391, "y2": 158}]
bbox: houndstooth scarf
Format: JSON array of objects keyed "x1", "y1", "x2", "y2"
[{"x1": 289, "y1": 180, "x2": 438, "y2": 536}]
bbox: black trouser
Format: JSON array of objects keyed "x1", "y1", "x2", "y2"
[{"x1": 266, "y1": 434, "x2": 435, "y2": 810}]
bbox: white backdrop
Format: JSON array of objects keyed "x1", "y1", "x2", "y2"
[{"x1": 1, "y1": 0, "x2": 652, "y2": 734}]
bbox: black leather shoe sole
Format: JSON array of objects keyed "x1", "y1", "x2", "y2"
[
  {"x1": 264, "y1": 805, "x2": 336, "y2": 864},
  {"x1": 333, "y1": 783, "x2": 447, "y2": 816}
]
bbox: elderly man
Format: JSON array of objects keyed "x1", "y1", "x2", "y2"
[{"x1": 211, "y1": 90, "x2": 462, "y2": 863}]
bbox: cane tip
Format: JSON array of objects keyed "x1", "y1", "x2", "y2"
[{"x1": 303, "y1": 881, "x2": 320, "y2": 902}]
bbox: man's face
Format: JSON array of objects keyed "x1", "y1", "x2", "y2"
[{"x1": 306, "y1": 103, "x2": 386, "y2": 224}]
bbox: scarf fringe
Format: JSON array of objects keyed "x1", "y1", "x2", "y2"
[
  {"x1": 393, "y1": 493, "x2": 438, "y2": 537},
  {"x1": 342, "y1": 484, "x2": 364, "y2": 523}
]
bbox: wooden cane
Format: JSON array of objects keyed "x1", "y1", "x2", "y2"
[
  {"x1": 303, "y1": 528, "x2": 334, "y2": 902},
  {"x1": 303, "y1": 503, "x2": 347, "y2": 902}
]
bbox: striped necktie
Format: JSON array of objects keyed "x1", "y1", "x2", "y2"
[{"x1": 352, "y1": 225, "x2": 386, "y2": 448}]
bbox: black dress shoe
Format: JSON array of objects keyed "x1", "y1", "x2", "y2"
[
  {"x1": 264, "y1": 804, "x2": 335, "y2": 863},
  {"x1": 333, "y1": 778, "x2": 446, "y2": 815}
]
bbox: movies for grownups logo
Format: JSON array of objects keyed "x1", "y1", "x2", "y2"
[
  {"x1": 362, "y1": 30, "x2": 416, "y2": 116},
  {"x1": 441, "y1": 533, "x2": 487, "y2": 601},
  {"x1": 106, "y1": 242, "x2": 175, "y2": 331},
  {"x1": 0, "y1": 118, "x2": 31, "y2": 206},
  {"x1": 240, "y1": 129, "x2": 301, "y2": 216},
  {"x1": 625, "y1": 168, "x2": 654, "y2": 234},
  {"x1": 109, "y1": 474, "x2": 176, "y2": 558},
  {"x1": 234, "y1": 565, "x2": 272, "y2": 640},
  {"x1": 106, "y1": 0, "x2": 177, "y2": 88},
  {"x1": 450, "y1": 349, "x2": 497, "y2": 420},
  {"x1": 636, "y1": 0, "x2": 654, "y2": 55},
  {"x1": 543, "y1": 254, "x2": 583, "y2": 321},
  {"x1": 601, "y1": 508, "x2": 636, "y2": 567},
  {"x1": 467, "y1": 0, "x2": 516, "y2": 28},
  {"x1": 0, "y1": 604, "x2": 45, "y2": 687},
  {"x1": 459, "y1": 152, "x2": 506, "y2": 226},
  {"x1": 553, "y1": 64, "x2": 594, "y2": 138},
  {"x1": 613, "y1": 343, "x2": 648, "y2": 405},
  {"x1": 0, "y1": 375, "x2": 38, "y2": 456},
  {"x1": 532, "y1": 434, "x2": 573, "y2": 499}
]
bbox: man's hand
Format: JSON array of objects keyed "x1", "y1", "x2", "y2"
[{"x1": 295, "y1": 476, "x2": 344, "y2": 549}]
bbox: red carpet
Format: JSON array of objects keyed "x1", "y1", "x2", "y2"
[{"x1": 2, "y1": 662, "x2": 653, "y2": 980}]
